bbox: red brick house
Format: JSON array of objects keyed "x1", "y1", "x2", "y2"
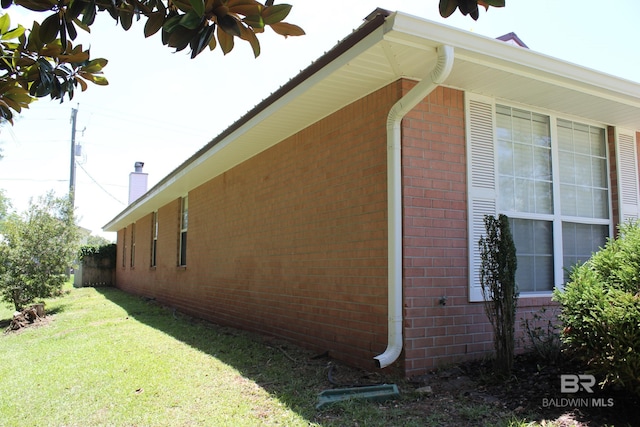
[{"x1": 103, "y1": 9, "x2": 640, "y2": 376}]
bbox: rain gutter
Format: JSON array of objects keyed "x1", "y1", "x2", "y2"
[{"x1": 374, "y1": 44, "x2": 454, "y2": 368}]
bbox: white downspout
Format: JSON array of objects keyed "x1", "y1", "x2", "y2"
[{"x1": 374, "y1": 45, "x2": 454, "y2": 369}]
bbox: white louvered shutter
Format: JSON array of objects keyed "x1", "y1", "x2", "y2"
[
  {"x1": 616, "y1": 129, "x2": 640, "y2": 222},
  {"x1": 465, "y1": 94, "x2": 497, "y2": 302}
]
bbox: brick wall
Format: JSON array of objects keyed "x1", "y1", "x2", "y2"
[
  {"x1": 114, "y1": 80, "x2": 613, "y2": 377},
  {"x1": 401, "y1": 84, "x2": 556, "y2": 376},
  {"x1": 114, "y1": 82, "x2": 401, "y2": 370}
]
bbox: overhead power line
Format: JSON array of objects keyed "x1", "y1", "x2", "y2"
[{"x1": 75, "y1": 160, "x2": 125, "y2": 206}]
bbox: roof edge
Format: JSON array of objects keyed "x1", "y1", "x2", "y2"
[{"x1": 103, "y1": 8, "x2": 392, "y2": 232}]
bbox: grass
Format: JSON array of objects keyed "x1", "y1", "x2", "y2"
[
  {"x1": 0, "y1": 281, "x2": 592, "y2": 426},
  {"x1": 0, "y1": 283, "x2": 318, "y2": 426}
]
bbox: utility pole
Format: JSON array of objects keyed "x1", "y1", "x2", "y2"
[{"x1": 69, "y1": 106, "x2": 78, "y2": 208}]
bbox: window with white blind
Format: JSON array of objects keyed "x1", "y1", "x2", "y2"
[
  {"x1": 130, "y1": 223, "x2": 136, "y2": 268},
  {"x1": 465, "y1": 94, "x2": 637, "y2": 301},
  {"x1": 496, "y1": 105, "x2": 609, "y2": 292},
  {"x1": 179, "y1": 196, "x2": 188, "y2": 267},
  {"x1": 151, "y1": 211, "x2": 158, "y2": 267}
]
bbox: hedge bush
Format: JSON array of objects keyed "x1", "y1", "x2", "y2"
[{"x1": 553, "y1": 222, "x2": 640, "y2": 395}]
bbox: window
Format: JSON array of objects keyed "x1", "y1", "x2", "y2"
[
  {"x1": 122, "y1": 227, "x2": 127, "y2": 268},
  {"x1": 179, "y1": 196, "x2": 188, "y2": 266},
  {"x1": 466, "y1": 95, "x2": 621, "y2": 300},
  {"x1": 497, "y1": 105, "x2": 609, "y2": 292},
  {"x1": 130, "y1": 223, "x2": 136, "y2": 268},
  {"x1": 151, "y1": 211, "x2": 158, "y2": 267}
]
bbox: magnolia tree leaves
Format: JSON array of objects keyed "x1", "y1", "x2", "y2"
[
  {"x1": 0, "y1": 14, "x2": 107, "y2": 123},
  {"x1": 0, "y1": 0, "x2": 504, "y2": 125},
  {"x1": 0, "y1": 0, "x2": 303, "y2": 123},
  {"x1": 12, "y1": 0, "x2": 304, "y2": 60},
  {"x1": 439, "y1": 0, "x2": 505, "y2": 20}
]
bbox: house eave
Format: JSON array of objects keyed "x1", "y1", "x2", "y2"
[{"x1": 104, "y1": 10, "x2": 640, "y2": 232}]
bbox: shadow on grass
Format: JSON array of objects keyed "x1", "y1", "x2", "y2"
[
  {"x1": 89, "y1": 287, "x2": 640, "y2": 427},
  {"x1": 92, "y1": 286, "x2": 368, "y2": 425}
]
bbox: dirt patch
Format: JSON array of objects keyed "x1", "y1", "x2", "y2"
[{"x1": 316, "y1": 353, "x2": 637, "y2": 426}]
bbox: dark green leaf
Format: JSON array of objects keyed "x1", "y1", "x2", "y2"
[
  {"x1": 179, "y1": 10, "x2": 202, "y2": 30},
  {"x1": 458, "y1": 0, "x2": 479, "y2": 19},
  {"x1": 218, "y1": 14, "x2": 240, "y2": 37},
  {"x1": 14, "y1": 0, "x2": 54, "y2": 12},
  {"x1": 167, "y1": 26, "x2": 194, "y2": 51},
  {"x1": 161, "y1": 27, "x2": 169, "y2": 45},
  {"x1": 0, "y1": 104, "x2": 14, "y2": 122},
  {"x1": 262, "y1": 4, "x2": 291, "y2": 25},
  {"x1": 81, "y1": 1, "x2": 96, "y2": 26},
  {"x1": 65, "y1": 19, "x2": 78, "y2": 40},
  {"x1": 188, "y1": 0, "x2": 204, "y2": 17},
  {"x1": 144, "y1": 11, "x2": 164, "y2": 37},
  {"x1": 163, "y1": 14, "x2": 182, "y2": 33},
  {"x1": 439, "y1": 0, "x2": 458, "y2": 18},
  {"x1": 67, "y1": 0, "x2": 85, "y2": 20},
  {"x1": 72, "y1": 17, "x2": 90, "y2": 33},
  {"x1": 1, "y1": 0, "x2": 12, "y2": 10},
  {"x1": 39, "y1": 13, "x2": 60, "y2": 44},
  {"x1": 479, "y1": 0, "x2": 505, "y2": 7},
  {"x1": 59, "y1": 18, "x2": 67, "y2": 49},
  {"x1": 189, "y1": 23, "x2": 214, "y2": 58},
  {"x1": 37, "y1": 57, "x2": 53, "y2": 73},
  {"x1": 120, "y1": 11, "x2": 133, "y2": 31}
]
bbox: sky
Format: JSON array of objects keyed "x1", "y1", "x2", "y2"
[{"x1": 0, "y1": 0, "x2": 639, "y2": 241}]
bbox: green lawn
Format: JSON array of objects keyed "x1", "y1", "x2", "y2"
[
  {"x1": 0, "y1": 284, "x2": 324, "y2": 426},
  {"x1": 0, "y1": 283, "x2": 576, "y2": 427}
]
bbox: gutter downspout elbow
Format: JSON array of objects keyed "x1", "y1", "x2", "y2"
[{"x1": 374, "y1": 45, "x2": 454, "y2": 369}]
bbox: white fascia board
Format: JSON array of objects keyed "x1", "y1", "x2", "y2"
[
  {"x1": 387, "y1": 12, "x2": 640, "y2": 108},
  {"x1": 104, "y1": 23, "x2": 388, "y2": 232}
]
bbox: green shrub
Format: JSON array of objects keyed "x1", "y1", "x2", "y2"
[
  {"x1": 553, "y1": 222, "x2": 640, "y2": 395},
  {"x1": 78, "y1": 243, "x2": 116, "y2": 263},
  {"x1": 479, "y1": 214, "x2": 518, "y2": 377}
]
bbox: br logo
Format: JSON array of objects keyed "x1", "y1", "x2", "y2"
[{"x1": 560, "y1": 374, "x2": 596, "y2": 393}]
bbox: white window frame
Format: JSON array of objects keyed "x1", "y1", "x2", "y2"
[
  {"x1": 130, "y1": 222, "x2": 136, "y2": 268},
  {"x1": 151, "y1": 211, "x2": 158, "y2": 268},
  {"x1": 465, "y1": 93, "x2": 637, "y2": 301},
  {"x1": 122, "y1": 227, "x2": 127, "y2": 268},
  {"x1": 178, "y1": 196, "x2": 188, "y2": 267}
]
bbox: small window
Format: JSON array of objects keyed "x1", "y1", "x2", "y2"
[
  {"x1": 122, "y1": 227, "x2": 127, "y2": 268},
  {"x1": 151, "y1": 211, "x2": 158, "y2": 267},
  {"x1": 179, "y1": 196, "x2": 188, "y2": 266},
  {"x1": 130, "y1": 223, "x2": 136, "y2": 268}
]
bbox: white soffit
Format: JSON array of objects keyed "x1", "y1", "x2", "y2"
[
  {"x1": 104, "y1": 19, "x2": 416, "y2": 231},
  {"x1": 105, "y1": 11, "x2": 640, "y2": 231},
  {"x1": 386, "y1": 12, "x2": 640, "y2": 129}
]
